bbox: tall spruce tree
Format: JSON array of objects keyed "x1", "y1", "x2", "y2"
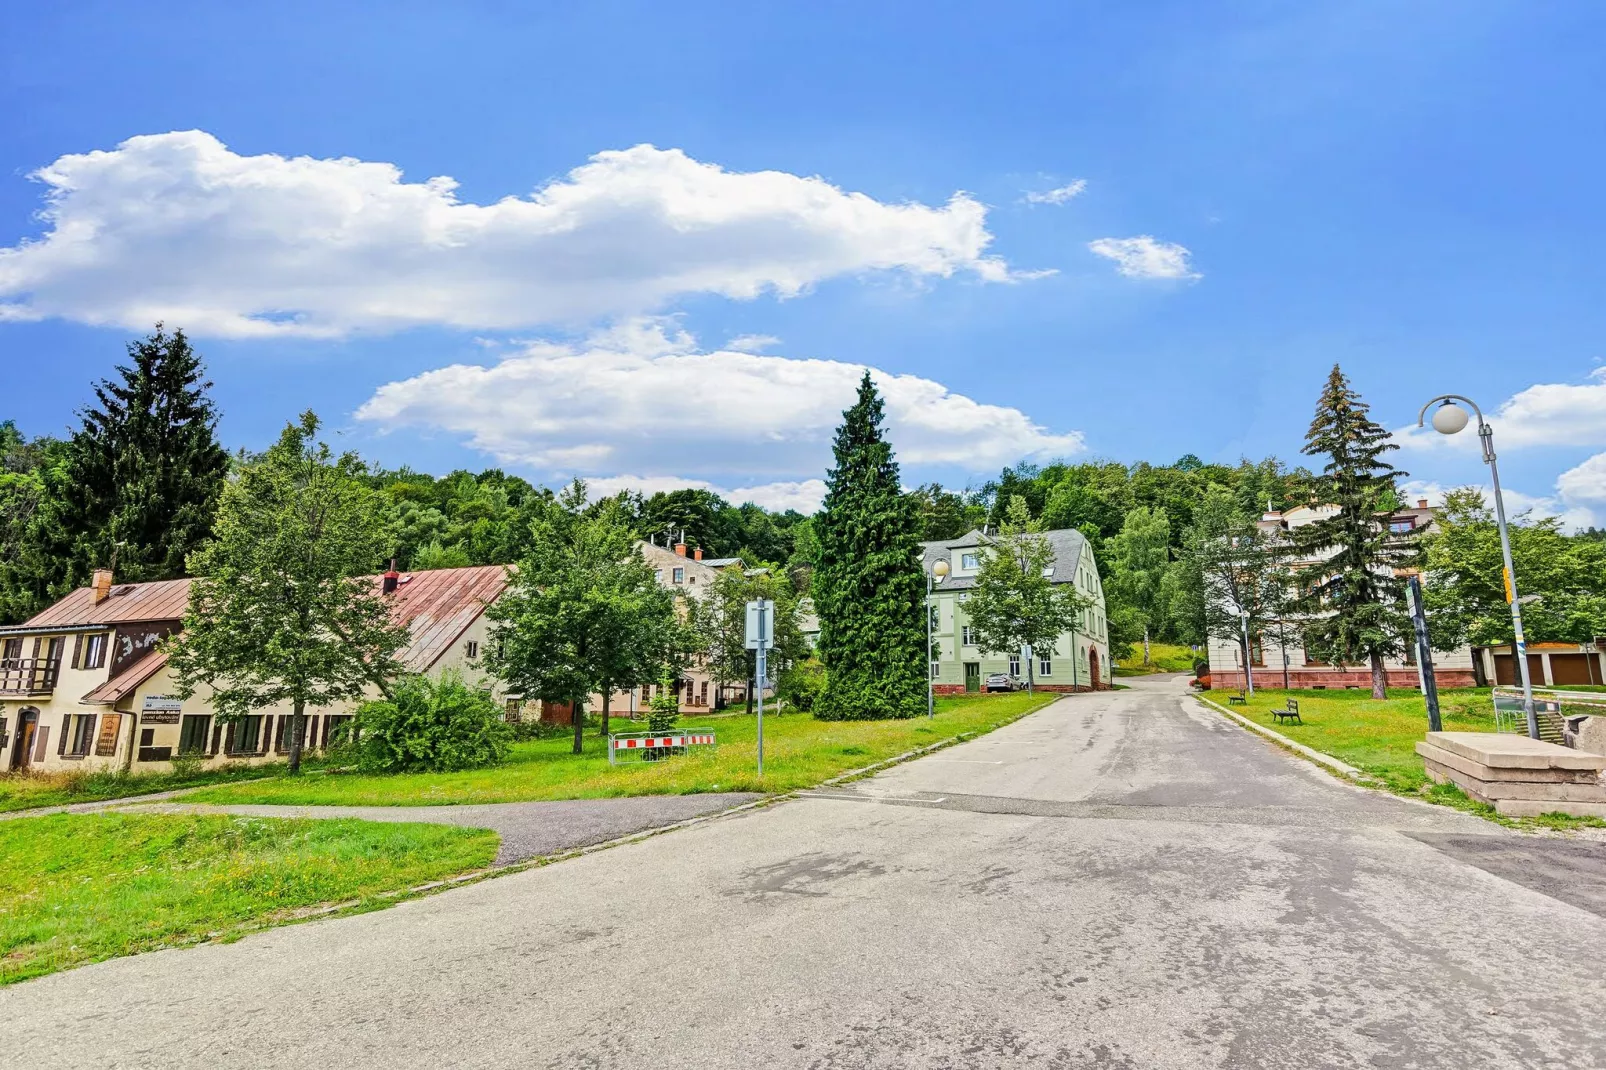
[
  {"x1": 1293, "y1": 365, "x2": 1416, "y2": 698},
  {"x1": 44, "y1": 325, "x2": 229, "y2": 592},
  {"x1": 812, "y1": 373, "x2": 926, "y2": 720}
]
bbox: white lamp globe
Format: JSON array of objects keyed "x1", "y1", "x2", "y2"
[
  {"x1": 932, "y1": 559, "x2": 950, "y2": 579},
  {"x1": 1431, "y1": 402, "x2": 1470, "y2": 436}
]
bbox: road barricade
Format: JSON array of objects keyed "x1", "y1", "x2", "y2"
[{"x1": 608, "y1": 729, "x2": 717, "y2": 765}]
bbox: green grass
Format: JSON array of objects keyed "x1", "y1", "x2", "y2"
[
  {"x1": 1205, "y1": 686, "x2": 1606, "y2": 828},
  {"x1": 0, "y1": 812, "x2": 498, "y2": 984},
  {"x1": 1112, "y1": 642, "x2": 1199, "y2": 676},
  {"x1": 183, "y1": 691, "x2": 1061, "y2": 807},
  {"x1": 0, "y1": 760, "x2": 294, "y2": 814}
]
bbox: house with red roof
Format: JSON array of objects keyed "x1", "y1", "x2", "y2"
[{"x1": 0, "y1": 564, "x2": 510, "y2": 774}]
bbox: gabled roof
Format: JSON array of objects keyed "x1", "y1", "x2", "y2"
[
  {"x1": 920, "y1": 528, "x2": 1091, "y2": 592},
  {"x1": 7, "y1": 565, "x2": 511, "y2": 676},
  {"x1": 387, "y1": 565, "x2": 510, "y2": 671},
  {"x1": 22, "y1": 578, "x2": 193, "y2": 630}
]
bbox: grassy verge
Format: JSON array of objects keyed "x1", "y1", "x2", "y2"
[
  {"x1": 1205, "y1": 687, "x2": 1606, "y2": 828},
  {"x1": 0, "y1": 812, "x2": 498, "y2": 985},
  {"x1": 1113, "y1": 642, "x2": 1198, "y2": 677},
  {"x1": 0, "y1": 760, "x2": 293, "y2": 814},
  {"x1": 183, "y1": 691, "x2": 1062, "y2": 807}
]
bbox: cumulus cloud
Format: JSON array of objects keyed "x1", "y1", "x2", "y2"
[
  {"x1": 356, "y1": 320, "x2": 1084, "y2": 491},
  {"x1": 1403, "y1": 478, "x2": 1598, "y2": 532},
  {"x1": 1087, "y1": 236, "x2": 1200, "y2": 280},
  {"x1": 1024, "y1": 180, "x2": 1087, "y2": 205},
  {"x1": 1399, "y1": 367, "x2": 1606, "y2": 452},
  {"x1": 0, "y1": 131, "x2": 1019, "y2": 338},
  {"x1": 1558, "y1": 453, "x2": 1606, "y2": 506}
]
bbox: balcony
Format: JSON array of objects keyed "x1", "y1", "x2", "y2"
[{"x1": 0, "y1": 658, "x2": 61, "y2": 696}]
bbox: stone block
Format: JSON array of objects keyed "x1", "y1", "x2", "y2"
[
  {"x1": 1424, "y1": 731, "x2": 1606, "y2": 772},
  {"x1": 1415, "y1": 742, "x2": 1602, "y2": 784},
  {"x1": 1494, "y1": 798, "x2": 1606, "y2": 818}
]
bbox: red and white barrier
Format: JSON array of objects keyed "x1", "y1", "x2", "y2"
[{"x1": 608, "y1": 731, "x2": 717, "y2": 764}]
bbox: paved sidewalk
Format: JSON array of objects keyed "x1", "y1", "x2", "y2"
[{"x1": 115, "y1": 793, "x2": 766, "y2": 864}]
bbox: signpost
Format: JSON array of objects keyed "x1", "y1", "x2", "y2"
[
  {"x1": 1407, "y1": 575, "x2": 1442, "y2": 732},
  {"x1": 745, "y1": 598, "x2": 773, "y2": 778}
]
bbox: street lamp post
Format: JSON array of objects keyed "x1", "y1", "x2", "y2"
[
  {"x1": 927, "y1": 558, "x2": 949, "y2": 718},
  {"x1": 1417, "y1": 395, "x2": 1538, "y2": 739}
]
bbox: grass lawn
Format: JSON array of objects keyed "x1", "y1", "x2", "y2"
[
  {"x1": 1202, "y1": 686, "x2": 1606, "y2": 828},
  {"x1": 0, "y1": 760, "x2": 292, "y2": 814},
  {"x1": 0, "y1": 812, "x2": 498, "y2": 985},
  {"x1": 1113, "y1": 642, "x2": 1199, "y2": 677},
  {"x1": 182, "y1": 690, "x2": 1062, "y2": 807}
]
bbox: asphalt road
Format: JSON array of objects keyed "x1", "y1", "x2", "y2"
[{"x1": 5, "y1": 676, "x2": 1606, "y2": 1069}]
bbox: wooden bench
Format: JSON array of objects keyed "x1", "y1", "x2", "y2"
[
  {"x1": 1227, "y1": 691, "x2": 1247, "y2": 706},
  {"x1": 1272, "y1": 699, "x2": 1302, "y2": 725}
]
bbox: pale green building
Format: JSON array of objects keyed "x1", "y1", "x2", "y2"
[{"x1": 922, "y1": 528, "x2": 1112, "y2": 694}]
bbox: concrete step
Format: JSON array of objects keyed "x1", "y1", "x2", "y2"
[
  {"x1": 1495, "y1": 798, "x2": 1606, "y2": 818},
  {"x1": 1424, "y1": 758, "x2": 1606, "y2": 806},
  {"x1": 1416, "y1": 742, "x2": 1604, "y2": 784},
  {"x1": 1425, "y1": 731, "x2": 1606, "y2": 772}
]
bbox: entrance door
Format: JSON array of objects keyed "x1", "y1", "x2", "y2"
[
  {"x1": 964, "y1": 662, "x2": 981, "y2": 693},
  {"x1": 11, "y1": 708, "x2": 38, "y2": 771},
  {"x1": 1089, "y1": 648, "x2": 1101, "y2": 689}
]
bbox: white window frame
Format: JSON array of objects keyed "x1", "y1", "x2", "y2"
[
  {"x1": 930, "y1": 661, "x2": 940, "y2": 679},
  {"x1": 961, "y1": 626, "x2": 975, "y2": 646},
  {"x1": 961, "y1": 552, "x2": 980, "y2": 570},
  {"x1": 1008, "y1": 654, "x2": 1020, "y2": 677},
  {"x1": 1039, "y1": 657, "x2": 1052, "y2": 676}
]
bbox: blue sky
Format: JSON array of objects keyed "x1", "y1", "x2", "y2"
[{"x1": 3, "y1": 2, "x2": 1604, "y2": 521}]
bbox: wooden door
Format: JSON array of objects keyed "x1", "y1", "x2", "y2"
[
  {"x1": 964, "y1": 662, "x2": 981, "y2": 693},
  {"x1": 1090, "y1": 648, "x2": 1101, "y2": 689},
  {"x1": 11, "y1": 709, "x2": 37, "y2": 770}
]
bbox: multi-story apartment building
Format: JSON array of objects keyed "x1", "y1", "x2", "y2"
[
  {"x1": 923, "y1": 528, "x2": 1111, "y2": 694},
  {"x1": 0, "y1": 565, "x2": 509, "y2": 774},
  {"x1": 1205, "y1": 499, "x2": 1480, "y2": 690}
]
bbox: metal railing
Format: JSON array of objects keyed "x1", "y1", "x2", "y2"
[
  {"x1": 1493, "y1": 686, "x2": 1606, "y2": 744},
  {"x1": 0, "y1": 657, "x2": 60, "y2": 696}
]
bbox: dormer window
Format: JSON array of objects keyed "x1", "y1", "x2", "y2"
[
  {"x1": 1390, "y1": 518, "x2": 1415, "y2": 533},
  {"x1": 961, "y1": 552, "x2": 980, "y2": 570}
]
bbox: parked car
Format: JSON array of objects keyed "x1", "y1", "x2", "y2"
[{"x1": 984, "y1": 672, "x2": 1023, "y2": 692}]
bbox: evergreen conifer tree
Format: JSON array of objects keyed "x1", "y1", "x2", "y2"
[
  {"x1": 43, "y1": 325, "x2": 229, "y2": 591},
  {"x1": 1293, "y1": 365, "x2": 1416, "y2": 698},
  {"x1": 812, "y1": 373, "x2": 925, "y2": 720}
]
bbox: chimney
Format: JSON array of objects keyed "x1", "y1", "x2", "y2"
[
  {"x1": 92, "y1": 569, "x2": 114, "y2": 604},
  {"x1": 693, "y1": 547, "x2": 703, "y2": 561},
  {"x1": 674, "y1": 541, "x2": 688, "y2": 557},
  {"x1": 1417, "y1": 499, "x2": 1429, "y2": 509},
  {"x1": 382, "y1": 560, "x2": 400, "y2": 595}
]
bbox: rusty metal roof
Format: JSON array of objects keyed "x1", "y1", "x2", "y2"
[
  {"x1": 80, "y1": 649, "x2": 169, "y2": 706},
  {"x1": 22, "y1": 578, "x2": 194, "y2": 630},
  {"x1": 386, "y1": 565, "x2": 510, "y2": 671},
  {"x1": 12, "y1": 565, "x2": 509, "y2": 675}
]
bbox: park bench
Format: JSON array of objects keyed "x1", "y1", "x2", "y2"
[
  {"x1": 1272, "y1": 699, "x2": 1302, "y2": 725},
  {"x1": 1227, "y1": 690, "x2": 1247, "y2": 706}
]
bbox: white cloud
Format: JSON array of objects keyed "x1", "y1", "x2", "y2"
[
  {"x1": 585, "y1": 475, "x2": 827, "y2": 514},
  {"x1": 0, "y1": 131, "x2": 1020, "y2": 338},
  {"x1": 1558, "y1": 452, "x2": 1606, "y2": 506},
  {"x1": 1403, "y1": 478, "x2": 1597, "y2": 532},
  {"x1": 1087, "y1": 236, "x2": 1200, "y2": 280},
  {"x1": 1024, "y1": 180, "x2": 1087, "y2": 205},
  {"x1": 725, "y1": 333, "x2": 781, "y2": 353},
  {"x1": 356, "y1": 320, "x2": 1084, "y2": 489},
  {"x1": 1398, "y1": 367, "x2": 1606, "y2": 452}
]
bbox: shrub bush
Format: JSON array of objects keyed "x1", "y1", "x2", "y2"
[
  {"x1": 778, "y1": 660, "x2": 826, "y2": 713},
  {"x1": 342, "y1": 672, "x2": 513, "y2": 774}
]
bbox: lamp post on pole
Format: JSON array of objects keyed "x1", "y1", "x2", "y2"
[
  {"x1": 1417, "y1": 394, "x2": 1538, "y2": 739},
  {"x1": 927, "y1": 558, "x2": 950, "y2": 718}
]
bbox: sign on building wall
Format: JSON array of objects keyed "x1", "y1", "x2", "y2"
[
  {"x1": 141, "y1": 694, "x2": 182, "y2": 724},
  {"x1": 95, "y1": 714, "x2": 121, "y2": 756}
]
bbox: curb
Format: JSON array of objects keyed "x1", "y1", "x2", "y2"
[{"x1": 1194, "y1": 695, "x2": 1371, "y2": 781}]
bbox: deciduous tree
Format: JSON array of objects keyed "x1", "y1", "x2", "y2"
[{"x1": 166, "y1": 412, "x2": 406, "y2": 774}]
